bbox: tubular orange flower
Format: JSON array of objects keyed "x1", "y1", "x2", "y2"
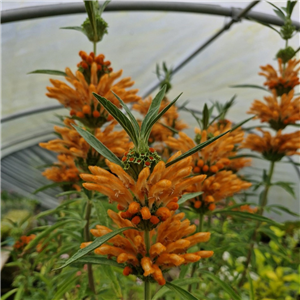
[
  {"x1": 14, "y1": 234, "x2": 36, "y2": 250},
  {"x1": 166, "y1": 120, "x2": 248, "y2": 174},
  {"x1": 39, "y1": 119, "x2": 132, "y2": 163},
  {"x1": 46, "y1": 53, "x2": 141, "y2": 127},
  {"x1": 259, "y1": 58, "x2": 300, "y2": 95},
  {"x1": 242, "y1": 128, "x2": 300, "y2": 161},
  {"x1": 42, "y1": 154, "x2": 81, "y2": 190},
  {"x1": 248, "y1": 90, "x2": 300, "y2": 130},
  {"x1": 80, "y1": 153, "x2": 206, "y2": 229},
  {"x1": 81, "y1": 210, "x2": 213, "y2": 285}
]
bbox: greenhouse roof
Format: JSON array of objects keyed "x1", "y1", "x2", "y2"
[{"x1": 1, "y1": 1, "x2": 299, "y2": 220}]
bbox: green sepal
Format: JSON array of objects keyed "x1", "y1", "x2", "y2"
[
  {"x1": 53, "y1": 227, "x2": 137, "y2": 270},
  {"x1": 73, "y1": 124, "x2": 123, "y2": 167}
]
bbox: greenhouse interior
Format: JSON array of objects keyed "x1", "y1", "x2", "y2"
[{"x1": 1, "y1": 0, "x2": 300, "y2": 299}]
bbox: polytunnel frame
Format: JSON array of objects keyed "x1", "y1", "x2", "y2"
[{"x1": 1, "y1": 1, "x2": 300, "y2": 179}]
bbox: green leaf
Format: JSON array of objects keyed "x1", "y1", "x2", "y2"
[
  {"x1": 25, "y1": 219, "x2": 74, "y2": 251},
  {"x1": 230, "y1": 84, "x2": 271, "y2": 92},
  {"x1": 229, "y1": 154, "x2": 263, "y2": 160},
  {"x1": 103, "y1": 265, "x2": 123, "y2": 298},
  {"x1": 0, "y1": 289, "x2": 18, "y2": 300},
  {"x1": 56, "y1": 190, "x2": 82, "y2": 197},
  {"x1": 92, "y1": 93, "x2": 138, "y2": 146},
  {"x1": 178, "y1": 192, "x2": 203, "y2": 205},
  {"x1": 93, "y1": 199, "x2": 109, "y2": 227},
  {"x1": 158, "y1": 122, "x2": 179, "y2": 134},
  {"x1": 84, "y1": 1, "x2": 98, "y2": 40},
  {"x1": 99, "y1": 1, "x2": 111, "y2": 15},
  {"x1": 230, "y1": 116, "x2": 254, "y2": 132},
  {"x1": 54, "y1": 227, "x2": 137, "y2": 270},
  {"x1": 33, "y1": 181, "x2": 74, "y2": 194},
  {"x1": 202, "y1": 271, "x2": 241, "y2": 300},
  {"x1": 60, "y1": 26, "x2": 84, "y2": 33},
  {"x1": 141, "y1": 85, "x2": 167, "y2": 137},
  {"x1": 202, "y1": 103, "x2": 210, "y2": 129},
  {"x1": 28, "y1": 69, "x2": 67, "y2": 76},
  {"x1": 164, "y1": 282, "x2": 198, "y2": 300},
  {"x1": 267, "y1": 204, "x2": 300, "y2": 217},
  {"x1": 76, "y1": 256, "x2": 124, "y2": 268},
  {"x1": 248, "y1": 17, "x2": 282, "y2": 36},
  {"x1": 144, "y1": 92, "x2": 182, "y2": 140},
  {"x1": 166, "y1": 130, "x2": 229, "y2": 167},
  {"x1": 111, "y1": 91, "x2": 140, "y2": 137},
  {"x1": 73, "y1": 125, "x2": 123, "y2": 167},
  {"x1": 272, "y1": 181, "x2": 295, "y2": 198},
  {"x1": 267, "y1": 2, "x2": 286, "y2": 21},
  {"x1": 53, "y1": 273, "x2": 78, "y2": 300},
  {"x1": 214, "y1": 210, "x2": 281, "y2": 227}
]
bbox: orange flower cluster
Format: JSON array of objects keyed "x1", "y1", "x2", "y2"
[
  {"x1": 259, "y1": 58, "x2": 300, "y2": 96},
  {"x1": 77, "y1": 51, "x2": 112, "y2": 74},
  {"x1": 46, "y1": 60, "x2": 140, "y2": 127},
  {"x1": 81, "y1": 210, "x2": 213, "y2": 285},
  {"x1": 14, "y1": 234, "x2": 36, "y2": 249},
  {"x1": 190, "y1": 170, "x2": 252, "y2": 211},
  {"x1": 166, "y1": 120, "x2": 247, "y2": 175},
  {"x1": 42, "y1": 154, "x2": 81, "y2": 190},
  {"x1": 133, "y1": 97, "x2": 187, "y2": 143},
  {"x1": 248, "y1": 90, "x2": 300, "y2": 130},
  {"x1": 81, "y1": 153, "x2": 206, "y2": 229},
  {"x1": 235, "y1": 204, "x2": 258, "y2": 214},
  {"x1": 40, "y1": 119, "x2": 132, "y2": 163},
  {"x1": 242, "y1": 128, "x2": 300, "y2": 161}
]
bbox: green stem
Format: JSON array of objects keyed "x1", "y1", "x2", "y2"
[
  {"x1": 199, "y1": 212, "x2": 204, "y2": 232},
  {"x1": 93, "y1": 42, "x2": 97, "y2": 55},
  {"x1": 144, "y1": 230, "x2": 151, "y2": 300},
  {"x1": 84, "y1": 199, "x2": 96, "y2": 294},
  {"x1": 238, "y1": 161, "x2": 276, "y2": 288}
]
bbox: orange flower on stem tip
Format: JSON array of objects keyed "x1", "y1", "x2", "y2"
[
  {"x1": 80, "y1": 152, "x2": 206, "y2": 229},
  {"x1": 248, "y1": 90, "x2": 300, "y2": 130},
  {"x1": 80, "y1": 210, "x2": 213, "y2": 285},
  {"x1": 46, "y1": 52, "x2": 141, "y2": 127},
  {"x1": 189, "y1": 170, "x2": 251, "y2": 212},
  {"x1": 166, "y1": 120, "x2": 248, "y2": 174},
  {"x1": 14, "y1": 234, "x2": 36, "y2": 250},
  {"x1": 242, "y1": 128, "x2": 300, "y2": 162},
  {"x1": 259, "y1": 58, "x2": 300, "y2": 96},
  {"x1": 39, "y1": 119, "x2": 132, "y2": 169}
]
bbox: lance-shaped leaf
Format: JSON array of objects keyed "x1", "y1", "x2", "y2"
[
  {"x1": 54, "y1": 227, "x2": 137, "y2": 270},
  {"x1": 144, "y1": 92, "x2": 182, "y2": 141},
  {"x1": 178, "y1": 192, "x2": 203, "y2": 205},
  {"x1": 202, "y1": 271, "x2": 242, "y2": 300},
  {"x1": 84, "y1": 1, "x2": 98, "y2": 39},
  {"x1": 28, "y1": 69, "x2": 67, "y2": 76},
  {"x1": 166, "y1": 130, "x2": 229, "y2": 167},
  {"x1": 267, "y1": 204, "x2": 300, "y2": 217},
  {"x1": 164, "y1": 282, "x2": 198, "y2": 300},
  {"x1": 76, "y1": 256, "x2": 124, "y2": 268},
  {"x1": 140, "y1": 85, "x2": 167, "y2": 137},
  {"x1": 230, "y1": 84, "x2": 271, "y2": 93},
  {"x1": 92, "y1": 93, "x2": 139, "y2": 146},
  {"x1": 230, "y1": 116, "x2": 254, "y2": 132},
  {"x1": 111, "y1": 91, "x2": 140, "y2": 137},
  {"x1": 73, "y1": 125, "x2": 123, "y2": 167}
]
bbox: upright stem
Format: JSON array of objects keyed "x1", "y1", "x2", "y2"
[
  {"x1": 144, "y1": 230, "x2": 151, "y2": 300},
  {"x1": 84, "y1": 199, "x2": 96, "y2": 294},
  {"x1": 238, "y1": 161, "x2": 276, "y2": 287},
  {"x1": 93, "y1": 42, "x2": 97, "y2": 55}
]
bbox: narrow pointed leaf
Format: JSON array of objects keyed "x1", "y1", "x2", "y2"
[
  {"x1": 230, "y1": 116, "x2": 254, "y2": 132},
  {"x1": 141, "y1": 85, "x2": 167, "y2": 136},
  {"x1": 1, "y1": 288, "x2": 18, "y2": 300},
  {"x1": 202, "y1": 271, "x2": 241, "y2": 300},
  {"x1": 267, "y1": 204, "x2": 300, "y2": 217},
  {"x1": 202, "y1": 103, "x2": 210, "y2": 129},
  {"x1": 60, "y1": 26, "x2": 84, "y2": 33},
  {"x1": 92, "y1": 93, "x2": 138, "y2": 146},
  {"x1": 164, "y1": 282, "x2": 198, "y2": 300},
  {"x1": 248, "y1": 18, "x2": 282, "y2": 35},
  {"x1": 93, "y1": 199, "x2": 109, "y2": 227},
  {"x1": 166, "y1": 131, "x2": 229, "y2": 167},
  {"x1": 158, "y1": 122, "x2": 179, "y2": 134},
  {"x1": 84, "y1": 1, "x2": 98, "y2": 38},
  {"x1": 76, "y1": 256, "x2": 124, "y2": 268},
  {"x1": 247, "y1": 272, "x2": 255, "y2": 300},
  {"x1": 214, "y1": 210, "x2": 281, "y2": 227},
  {"x1": 145, "y1": 93, "x2": 182, "y2": 140},
  {"x1": 54, "y1": 227, "x2": 137, "y2": 270},
  {"x1": 267, "y1": 2, "x2": 286, "y2": 20},
  {"x1": 33, "y1": 182, "x2": 74, "y2": 194},
  {"x1": 28, "y1": 69, "x2": 67, "y2": 76},
  {"x1": 73, "y1": 125, "x2": 123, "y2": 167},
  {"x1": 178, "y1": 192, "x2": 203, "y2": 205},
  {"x1": 229, "y1": 154, "x2": 263, "y2": 160},
  {"x1": 272, "y1": 181, "x2": 295, "y2": 198},
  {"x1": 99, "y1": 0, "x2": 111, "y2": 15},
  {"x1": 25, "y1": 219, "x2": 74, "y2": 251},
  {"x1": 103, "y1": 265, "x2": 123, "y2": 298},
  {"x1": 111, "y1": 91, "x2": 140, "y2": 136},
  {"x1": 230, "y1": 84, "x2": 271, "y2": 92}
]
